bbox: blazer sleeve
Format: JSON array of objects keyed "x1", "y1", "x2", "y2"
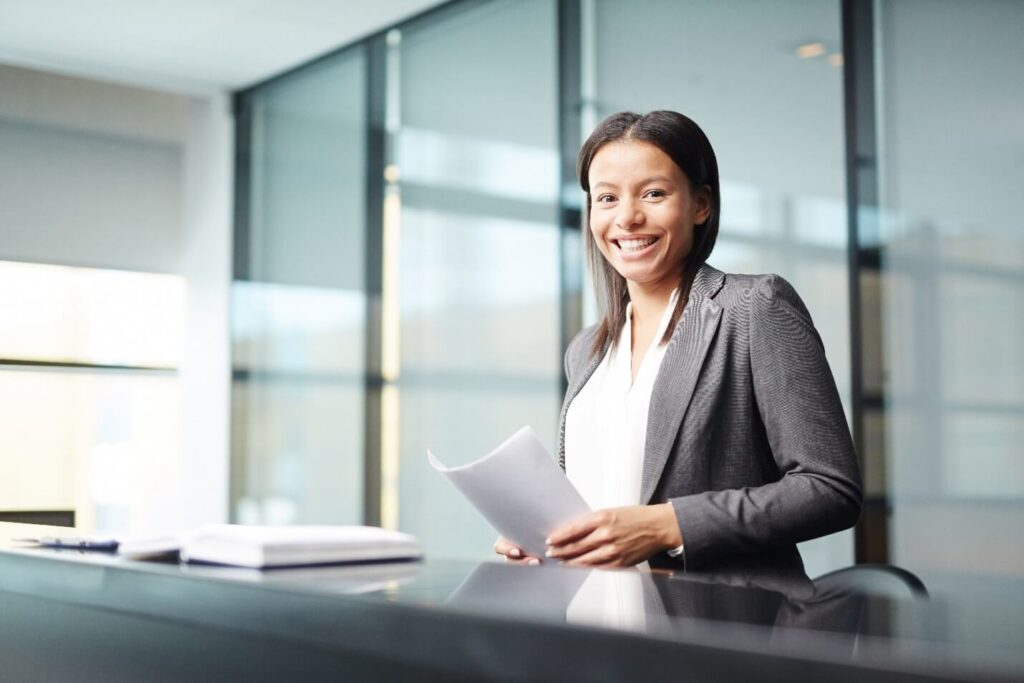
[{"x1": 669, "y1": 275, "x2": 863, "y2": 567}]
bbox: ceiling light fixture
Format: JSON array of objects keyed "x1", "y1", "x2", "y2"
[{"x1": 796, "y1": 42, "x2": 827, "y2": 59}]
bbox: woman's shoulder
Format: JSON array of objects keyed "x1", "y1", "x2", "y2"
[
  {"x1": 713, "y1": 269, "x2": 811, "y2": 317},
  {"x1": 697, "y1": 264, "x2": 796, "y2": 303},
  {"x1": 713, "y1": 268, "x2": 788, "y2": 295},
  {"x1": 712, "y1": 270, "x2": 815, "y2": 339}
]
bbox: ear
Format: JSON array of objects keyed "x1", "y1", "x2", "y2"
[{"x1": 694, "y1": 185, "x2": 712, "y2": 225}]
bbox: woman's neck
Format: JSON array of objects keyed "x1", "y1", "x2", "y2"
[{"x1": 626, "y1": 276, "x2": 679, "y2": 328}]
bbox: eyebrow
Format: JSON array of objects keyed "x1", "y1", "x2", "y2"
[{"x1": 592, "y1": 175, "x2": 673, "y2": 190}]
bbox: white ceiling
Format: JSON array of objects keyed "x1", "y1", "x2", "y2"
[{"x1": 0, "y1": 0, "x2": 447, "y2": 95}]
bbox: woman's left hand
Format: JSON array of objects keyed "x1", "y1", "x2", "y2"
[{"x1": 545, "y1": 503, "x2": 682, "y2": 568}]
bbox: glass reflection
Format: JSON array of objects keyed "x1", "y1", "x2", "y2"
[{"x1": 442, "y1": 558, "x2": 924, "y2": 644}]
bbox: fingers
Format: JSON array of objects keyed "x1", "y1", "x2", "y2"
[
  {"x1": 562, "y1": 541, "x2": 631, "y2": 567},
  {"x1": 546, "y1": 512, "x2": 605, "y2": 547},
  {"x1": 551, "y1": 540, "x2": 630, "y2": 566},
  {"x1": 496, "y1": 508, "x2": 640, "y2": 568},
  {"x1": 494, "y1": 537, "x2": 541, "y2": 565},
  {"x1": 545, "y1": 528, "x2": 606, "y2": 561},
  {"x1": 545, "y1": 507, "x2": 647, "y2": 567},
  {"x1": 493, "y1": 537, "x2": 523, "y2": 558}
]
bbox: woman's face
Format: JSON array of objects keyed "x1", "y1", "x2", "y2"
[{"x1": 588, "y1": 140, "x2": 710, "y2": 292}]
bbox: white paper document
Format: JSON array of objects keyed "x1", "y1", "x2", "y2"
[{"x1": 427, "y1": 426, "x2": 591, "y2": 559}]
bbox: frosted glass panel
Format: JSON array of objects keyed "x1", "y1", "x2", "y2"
[
  {"x1": 250, "y1": 53, "x2": 366, "y2": 290},
  {"x1": 232, "y1": 281, "x2": 364, "y2": 375},
  {"x1": 940, "y1": 275, "x2": 1024, "y2": 406},
  {"x1": 399, "y1": 208, "x2": 560, "y2": 377},
  {"x1": 232, "y1": 380, "x2": 363, "y2": 526},
  {"x1": 232, "y1": 47, "x2": 367, "y2": 525},
  {"x1": 878, "y1": 0, "x2": 1024, "y2": 578},
  {"x1": 394, "y1": 0, "x2": 560, "y2": 559}
]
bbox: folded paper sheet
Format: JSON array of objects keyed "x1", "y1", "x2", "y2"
[{"x1": 427, "y1": 426, "x2": 591, "y2": 559}]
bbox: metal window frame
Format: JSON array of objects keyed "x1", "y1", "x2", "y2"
[{"x1": 842, "y1": 0, "x2": 884, "y2": 564}]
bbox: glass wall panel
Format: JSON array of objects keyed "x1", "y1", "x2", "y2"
[
  {"x1": 232, "y1": 48, "x2": 367, "y2": 525},
  {"x1": 876, "y1": 0, "x2": 1024, "y2": 579},
  {"x1": 592, "y1": 0, "x2": 851, "y2": 575},
  {"x1": 392, "y1": 0, "x2": 561, "y2": 559}
]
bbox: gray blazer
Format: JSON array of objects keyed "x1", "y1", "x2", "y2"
[{"x1": 558, "y1": 264, "x2": 862, "y2": 569}]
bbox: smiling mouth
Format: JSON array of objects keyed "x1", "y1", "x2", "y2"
[{"x1": 614, "y1": 236, "x2": 660, "y2": 253}]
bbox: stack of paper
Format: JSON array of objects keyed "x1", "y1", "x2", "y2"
[{"x1": 118, "y1": 524, "x2": 421, "y2": 568}]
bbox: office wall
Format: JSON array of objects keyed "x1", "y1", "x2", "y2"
[
  {"x1": 0, "y1": 64, "x2": 185, "y2": 273},
  {"x1": 181, "y1": 95, "x2": 233, "y2": 529},
  {"x1": 0, "y1": 63, "x2": 232, "y2": 534}
]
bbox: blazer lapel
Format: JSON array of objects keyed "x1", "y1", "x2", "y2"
[
  {"x1": 557, "y1": 335, "x2": 603, "y2": 468},
  {"x1": 640, "y1": 267, "x2": 724, "y2": 503}
]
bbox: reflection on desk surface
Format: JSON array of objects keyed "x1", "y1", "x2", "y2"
[
  {"x1": 2, "y1": 521, "x2": 1024, "y2": 681},
  {"x1": 443, "y1": 556, "x2": 889, "y2": 640}
]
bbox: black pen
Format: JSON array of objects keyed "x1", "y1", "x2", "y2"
[{"x1": 14, "y1": 536, "x2": 120, "y2": 552}]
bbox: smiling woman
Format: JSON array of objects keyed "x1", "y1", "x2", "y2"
[
  {"x1": 578, "y1": 113, "x2": 722, "y2": 364},
  {"x1": 494, "y1": 111, "x2": 862, "y2": 571},
  {"x1": 589, "y1": 143, "x2": 707, "y2": 319}
]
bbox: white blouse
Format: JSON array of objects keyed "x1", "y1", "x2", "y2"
[{"x1": 565, "y1": 289, "x2": 680, "y2": 511}]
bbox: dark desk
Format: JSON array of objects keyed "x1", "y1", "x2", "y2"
[{"x1": 1, "y1": 523, "x2": 1021, "y2": 682}]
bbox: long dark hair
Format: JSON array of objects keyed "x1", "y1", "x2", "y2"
[{"x1": 577, "y1": 110, "x2": 721, "y2": 357}]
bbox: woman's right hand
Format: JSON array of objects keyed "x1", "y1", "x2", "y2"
[{"x1": 494, "y1": 537, "x2": 541, "y2": 565}]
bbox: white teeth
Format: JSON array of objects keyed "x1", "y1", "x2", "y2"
[{"x1": 617, "y1": 237, "x2": 657, "y2": 253}]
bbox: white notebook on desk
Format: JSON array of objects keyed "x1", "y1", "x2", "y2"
[{"x1": 117, "y1": 524, "x2": 421, "y2": 568}]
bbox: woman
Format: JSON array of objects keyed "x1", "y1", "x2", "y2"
[{"x1": 496, "y1": 110, "x2": 861, "y2": 570}]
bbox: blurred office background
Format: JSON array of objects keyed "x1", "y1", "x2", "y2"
[{"x1": 0, "y1": 0, "x2": 1021, "y2": 582}]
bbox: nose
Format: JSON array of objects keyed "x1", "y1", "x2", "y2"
[{"x1": 614, "y1": 198, "x2": 645, "y2": 230}]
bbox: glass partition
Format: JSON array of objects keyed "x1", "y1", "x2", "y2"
[
  {"x1": 875, "y1": 0, "x2": 1024, "y2": 580},
  {"x1": 391, "y1": 0, "x2": 561, "y2": 559},
  {"x1": 232, "y1": 48, "x2": 368, "y2": 526}
]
